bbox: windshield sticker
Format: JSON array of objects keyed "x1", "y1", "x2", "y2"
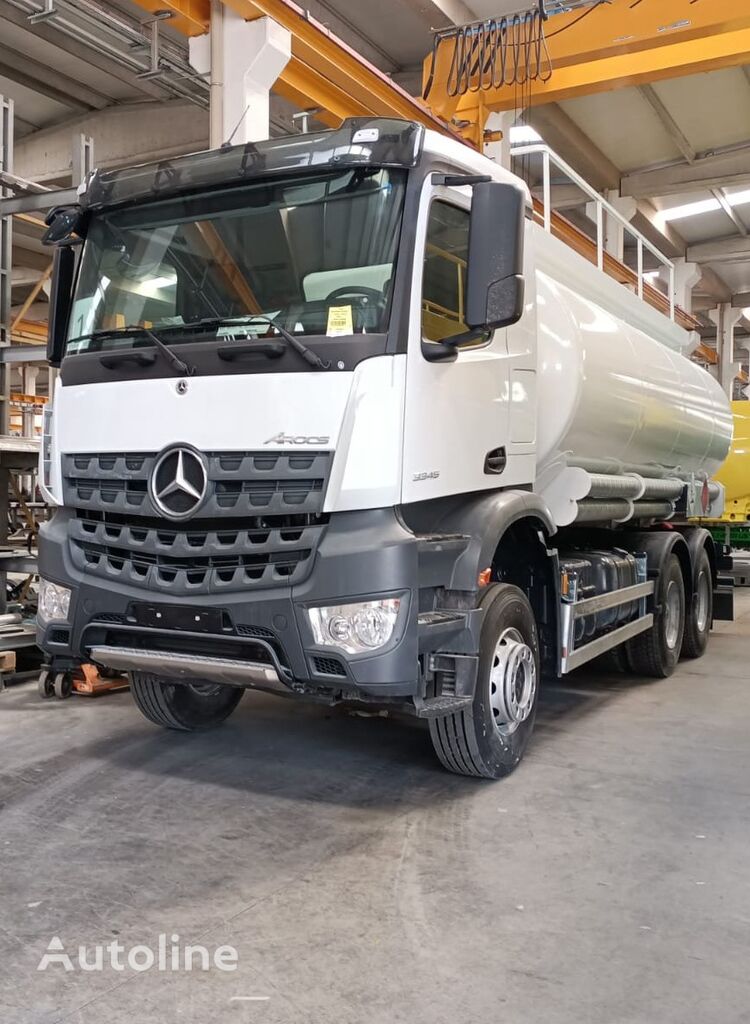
[{"x1": 326, "y1": 305, "x2": 353, "y2": 337}]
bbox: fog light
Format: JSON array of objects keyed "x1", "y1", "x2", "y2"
[
  {"x1": 308, "y1": 598, "x2": 400, "y2": 655},
  {"x1": 38, "y1": 579, "x2": 72, "y2": 623}
]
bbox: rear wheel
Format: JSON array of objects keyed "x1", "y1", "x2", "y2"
[
  {"x1": 429, "y1": 584, "x2": 540, "y2": 779},
  {"x1": 627, "y1": 553, "x2": 685, "y2": 678},
  {"x1": 129, "y1": 673, "x2": 243, "y2": 731},
  {"x1": 682, "y1": 548, "x2": 713, "y2": 659}
]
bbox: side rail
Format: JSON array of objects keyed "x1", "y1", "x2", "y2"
[
  {"x1": 511, "y1": 142, "x2": 676, "y2": 320},
  {"x1": 560, "y1": 580, "x2": 655, "y2": 674}
]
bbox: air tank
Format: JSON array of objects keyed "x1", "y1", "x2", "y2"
[
  {"x1": 534, "y1": 268, "x2": 733, "y2": 479},
  {"x1": 714, "y1": 400, "x2": 750, "y2": 519}
]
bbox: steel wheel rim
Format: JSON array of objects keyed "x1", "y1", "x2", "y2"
[
  {"x1": 488, "y1": 626, "x2": 537, "y2": 735},
  {"x1": 696, "y1": 570, "x2": 710, "y2": 633},
  {"x1": 664, "y1": 580, "x2": 681, "y2": 650}
]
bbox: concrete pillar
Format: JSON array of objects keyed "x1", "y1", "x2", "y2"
[
  {"x1": 709, "y1": 304, "x2": 744, "y2": 398},
  {"x1": 671, "y1": 257, "x2": 702, "y2": 315},
  {"x1": 483, "y1": 111, "x2": 515, "y2": 170},
  {"x1": 586, "y1": 190, "x2": 637, "y2": 261},
  {"x1": 189, "y1": 5, "x2": 291, "y2": 148}
]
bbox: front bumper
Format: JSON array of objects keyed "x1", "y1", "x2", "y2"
[{"x1": 38, "y1": 507, "x2": 421, "y2": 697}]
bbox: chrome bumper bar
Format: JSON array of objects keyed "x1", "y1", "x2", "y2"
[{"x1": 89, "y1": 646, "x2": 286, "y2": 691}]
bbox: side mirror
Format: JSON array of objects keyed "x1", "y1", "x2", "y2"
[
  {"x1": 465, "y1": 181, "x2": 526, "y2": 332},
  {"x1": 42, "y1": 205, "x2": 85, "y2": 247},
  {"x1": 47, "y1": 247, "x2": 76, "y2": 367}
]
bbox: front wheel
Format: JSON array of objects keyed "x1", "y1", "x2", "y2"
[
  {"x1": 129, "y1": 673, "x2": 243, "y2": 731},
  {"x1": 429, "y1": 584, "x2": 540, "y2": 779}
]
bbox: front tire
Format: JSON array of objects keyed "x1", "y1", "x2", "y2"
[
  {"x1": 627, "y1": 553, "x2": 685, "y2": 678},
  {"x1": 682, "y1": 548, "x2": 712, "y2": 659},
  {"x1": 429, "y1": 584, "x2": 540, "y2": 779},
  {"x1": 129, "y1": 673, "x2": 243, "y2": 731}
]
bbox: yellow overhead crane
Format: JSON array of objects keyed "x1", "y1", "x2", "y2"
[{"x1": 424, "y1": 0, "x2": 750, "y2": 127}]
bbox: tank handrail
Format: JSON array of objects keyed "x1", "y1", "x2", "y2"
[{"x1": 511, "y1": 143, "x2": 676, "y2": 322}]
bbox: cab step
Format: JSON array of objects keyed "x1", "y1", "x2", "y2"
[{"x1": 413, "y1": 694, "x2": 474, "y2": 718}]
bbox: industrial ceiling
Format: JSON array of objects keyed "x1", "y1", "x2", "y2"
[{"x1": 2, "y1": 0, "x2": 749, "y2": 381}]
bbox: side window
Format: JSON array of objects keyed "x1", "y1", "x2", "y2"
[{"x1": 422, "y1": 200, "x2": 470, "y2": 343}]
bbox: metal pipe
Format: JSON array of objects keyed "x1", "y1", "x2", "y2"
[
  {"x1": 90, "y1": 645, "x2": 287, "y2": 691},
  {"x1": 571, "y1": 457, "x2": 671, "y2": 479},
  {"x1": 574, "y1": 497, "x2": 675, "y2": 524},
  {"x1": 587, "y1": 474, "x2": 642, "y2": 499},
  {"x1": 641, "y1": 478, "x2": 684, "y2": 500},
  {"x1": 574, "y1": 499, "x2": 631, "y2": 523},
  {"x1": 632, "y1": 501, "x2": 674, "y2": 520}
]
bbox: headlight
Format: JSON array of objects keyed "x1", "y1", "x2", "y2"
[
  {"x1": 38, "y1": 579, "x2": 72, "y2": 623},
  {"x1": 308, "y1": 598, "x2": 401, "y2": 655}
]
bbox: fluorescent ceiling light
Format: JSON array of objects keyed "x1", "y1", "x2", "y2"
[
  {"x1": 659, "y1": 197, "x2": 722, "y2": 223},
  {"x1": 659, "y1": 188, "x2": 750, "y2": 224},
  {"x1": 510, "y1": 125, "x2": 541, "y2": 144},
  {"x1": 728, "y1": 188, "x2": 750, "y2": 207}
]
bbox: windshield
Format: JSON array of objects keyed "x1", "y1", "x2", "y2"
[{"x1": 67, "y1": 167, "x2": 406, "y2": 353}]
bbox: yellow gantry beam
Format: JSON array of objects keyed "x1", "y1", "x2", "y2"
[
  {"x1": 131, "y1": 0, "x2": 462, "y2": 139},
  {"x1": 425, "y1": 0, "x2": 750, "y2": 122}
]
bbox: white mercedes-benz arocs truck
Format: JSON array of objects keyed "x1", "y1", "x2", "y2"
[{"x1": 36, "y1": 118, "x2": 734, "y2": 778}]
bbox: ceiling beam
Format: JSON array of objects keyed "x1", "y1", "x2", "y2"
[
  {"x1": 638, "y1": 85, "x2": 696, "y2": 164},
  {"x1": 130, "y1": 0, "x2": 464, "y2": 141},
  {"x1": 687, "y1": 235, "x2": 750, "y2": 264},
  {"x1": 526, "y1": 103, "x2": 619, "y2": 191},
  {"x1": 732, "y1": 292, "x2": 750, "y2": 308},
  {"x1": 0, "y1": 43, "x2": 112, "y2": 112},
  {"x1": 0, "y1": 0, "x2": 177, "y2": 103},
  {"x1": 621, "y1": 146, "x2": 750, "y2": 198},
  {"x1": 712, "y1": 188, "x2": 749, "y2": 237}
]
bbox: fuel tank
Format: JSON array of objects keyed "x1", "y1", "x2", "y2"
[
  {"x1": 534, "y1": 267, "x2": 733, "y2": 479},
  {"x1": 714, "y1": 400, "x2": 750, "y2": 520}
]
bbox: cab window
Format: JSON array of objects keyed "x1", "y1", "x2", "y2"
[{"x1": 422, "y1": 200, "x2": 470, "y2": 343}]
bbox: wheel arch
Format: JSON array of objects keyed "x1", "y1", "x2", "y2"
[
  {"x1": 619, "y1": 528, "x2": 693, "y2": 604},
  {"x1": 430, "y1": 489, "x2": 557, "y2": 593},
  {"x1": 675, "y1": 525, "x2": 718, "y2": 586}
]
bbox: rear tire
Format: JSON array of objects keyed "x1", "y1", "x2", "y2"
[
  {"x1": 682, "y1": 549, "x2": 712, "y2": 659},
  {"x1": 129, "y1": 673, "x2": 243, "y2": 731},
  {"x1": 627, "y1": 553, "x2": 685, "y2": 678},
  {"x1": 429, "y1": 584, "x2": 540, "y2": 779}
]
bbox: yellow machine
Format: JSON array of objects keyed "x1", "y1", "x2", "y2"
[
  {"x1": 707, "y1": 401, "x2": 750, "y2": 546},
  {"x1": 716, "y1": 402, "x2": 750, "y2": 521}
]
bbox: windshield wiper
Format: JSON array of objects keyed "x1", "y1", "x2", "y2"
[
  {"x1": 185, "y1": 315, "x2": 330, "y2": 370},
  {"x1": 70, "y1": 325, "x2": 197, "y2": 376},
  {"x1": 141, "y1": 327, "x2": 196, "y2": 376}
]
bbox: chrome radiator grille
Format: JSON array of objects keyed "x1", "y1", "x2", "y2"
[{"x1": 61, "y1": 450, "x2": 332, "y2": 594}]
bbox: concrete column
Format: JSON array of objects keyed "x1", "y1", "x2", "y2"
[
  {"x1": 709, "y1": 304, "x2": 744, "y2": 398},
  {"x1": 21, "y1": 364, "x2": 38, "y2": 437},
  {"x1": 483, "y1": 111, "x2": 515, "y2": 170},
  {"x1": 671, "y1": 257, "x2": 702, "y2": 315},
  {"x1": 190, "y1": 6, "x2": 291, "y2": 147},
  {"x1": 586, "y1": 190, "x2": 637, "y2": 261}
]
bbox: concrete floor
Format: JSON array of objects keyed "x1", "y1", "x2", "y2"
[{"x1": 2, "y1": 594, "x2": 749, "y2": 1024}]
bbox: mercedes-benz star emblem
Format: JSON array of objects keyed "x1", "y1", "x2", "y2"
[{"x1": 149, "y1": 446, "x2": 208, "y2": 520}]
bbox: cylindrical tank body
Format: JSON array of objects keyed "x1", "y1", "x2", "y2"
[
  {"x1": 714, "y1": 400, "x2": 750, "y2": 518},
  {"x1": 535, "y1": 269, "x2": 733, "y2": 478}
]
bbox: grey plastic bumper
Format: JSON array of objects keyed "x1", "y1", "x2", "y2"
[{"x1": 38, "y1": 507, "x2": 422, "y2": 697}]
